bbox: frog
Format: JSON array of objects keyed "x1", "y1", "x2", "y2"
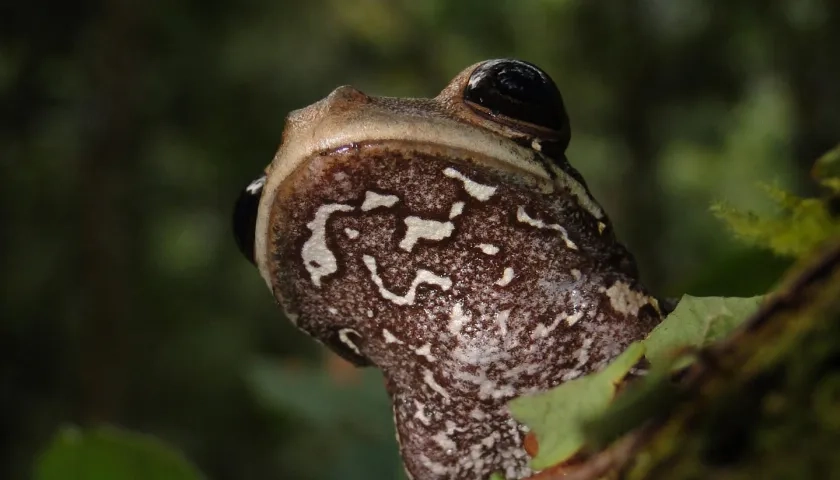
[{"x1": 233, "y1": 59, "x2": 662, "y2": 480}]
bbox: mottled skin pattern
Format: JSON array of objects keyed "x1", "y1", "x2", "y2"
[{"x1": 250, "y1": 61, "x2": 661, "y2": 480}]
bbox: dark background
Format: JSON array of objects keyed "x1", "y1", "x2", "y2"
[{"x1": 2, "y1": 1, "x2": 839, "y2": 479}]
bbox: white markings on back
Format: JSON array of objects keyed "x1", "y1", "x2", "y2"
[
  {"x1": 327, "y1": 307, "x2": 338, "y2": 315},
  {"x1": 454, "y1": 337, "x2": 511, "y2": 367},
  {"x1": 448, "y1": 201, "x2": 465, "y2": 219},
  {"x1": 419, "y1": 454, "x2": 449, "y2": 475},
  {"x1": 432, "y1": 431, "x2": 456, "y2": 452},
  {"x1": 447, "y1": 303, "x2": 471, "y2": 335},
  {"x1": 532, "y1": 310, "x2": 585, "y2": 337},
  {"x1": 477, "y1": 243, "x2": 499, "y2": 255},
  {"x1": 602, "y1": 281, "x2": 652, "y2": 316},
  {"x1": 344, "y1": 227, "x2": 359, "y2": 239},
  {"x1": 415, "y1": 343, "x2": 436, "y2": 361},
  {"x1": 532, "y1": 315, "x2": 564, "y2": 339},
  {"x1": 400, "y1": 217, "x2": 454, "y2": 252},
  {"x1": 423, "y1": 368, "x2": 450, "y2": 400},
  {"x1": 383, "y1": 328, "x2": 404, "y2": 344},
  {"x1": 362, "y1": 255, "x2": 452, "y2": 305},
  {"x1": 566, "y1": 311, "x2": 584, "y2": 326},
  {"x1": 361, "y1": 190, "x2": 400, "y2": 211},
  {"x1": 481, "y1": 431, "x2": 500, "y2": 449},
  {"x1": 338, "y1": 328, "x2": 363, "y2": 356},
  {"x1": 561, "y1": 337, "x2": 594, "y2": 381},
  {"x1": 301, "y1": 203, "x2": 354, "y2": 287},
  {"x1": 495, "y1": 309, "x2": 510, "y2": 336},
  {"x1": 478, "y1": 378, "x2": 515, "y2": 400},
  {"x1": 495, "y1": 267, "x2": 514, "y2": 286},
  {"x1": 515, "y1": 206, "x2": 578, "y2": 250},
  {"x1": 443, "y1": 168, "x2": 497, "y2": 201}
]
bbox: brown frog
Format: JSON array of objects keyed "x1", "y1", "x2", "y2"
[{"x1": 233, "y1": 59, "x2": 661, "y2": 480}]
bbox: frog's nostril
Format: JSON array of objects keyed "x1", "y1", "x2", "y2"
[{"x1": 233, "y1": 174, "x2": 266, "y2": 266}]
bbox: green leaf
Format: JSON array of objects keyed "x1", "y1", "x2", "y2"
[
  {"x1": 508, "y1": 342, "x2": 646, "y2": 470},
  {"x1": 586, "y1": 295, "x2": 763, "y2": 447},
  {"x1": 508, "y1": 295, "x2": 763, "y2": 471},
  {"x1": 711, "y1": 187, "x2": 840, "y2": 258},
  {"x1": 812, "y1": 143, "x2": 840, "y2": 193},
  {"x1": 583, "y1": 362, "x2": 680, "y2": 448},
  {"x1": 34, "y1": 425, "x2": 203, "y2": 480},
  {"x1": 488, "y1": 472, "x2": 507, "y2": 480},
  {"x1": 644, "y1": 295, "x2": 763, "y2": 368},
  {"x1": 712, "y1": 145, "x2": 840, "y2": 258}
]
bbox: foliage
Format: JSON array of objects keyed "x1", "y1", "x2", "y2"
[
  {"x1": 509, "y1": 343, "x2": 646, "y2": 470},
  {"x1": 812, "y1": 144, "x2": 840, "y2": 193},
  {"x1": 34, "y1": 426, "x2": 203, "y2": 480},
  {"x1": 643, "y1": 295, "x2": 763, "y2": 369},
  {"x1": 510, "y1": 147, "x2": 840, "y2": 475},
  {"x1": 622, "y1": 241, "x2": 840, "y2": 480},
  {"x1": 509, "y1": 295, "x2": 762, "y2": 470},
  {"x1": 711, "y1": 143, "x2": 840, "y2": 258}
]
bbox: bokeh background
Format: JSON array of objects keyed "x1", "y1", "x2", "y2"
[{"x1": 2, "y1": 1, "x2": 839, "y2": 479}]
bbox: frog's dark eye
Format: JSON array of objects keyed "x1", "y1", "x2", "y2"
[
  {"x1": 233, "y1": 174, "x2": 266, "y2": 265},
  {"x1": 464, "y1": 59, "x2": 569, "y2": 135}
]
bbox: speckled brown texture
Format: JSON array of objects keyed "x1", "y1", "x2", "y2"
[{"x1": 265, "y1": 140, "x2": 661, "y2": 480}]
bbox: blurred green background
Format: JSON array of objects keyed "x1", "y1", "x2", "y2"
[{"x1": 2, "y1": 1, "x2": 838, "y2": 479}]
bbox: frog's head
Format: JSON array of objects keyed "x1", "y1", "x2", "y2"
[{"x1": 233, "y1": 59, "x2": 659, "y2": 480}]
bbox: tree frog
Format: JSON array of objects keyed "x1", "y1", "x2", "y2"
[{"x1": 233, "y1": 59, "x2": 661, "y2": 480}]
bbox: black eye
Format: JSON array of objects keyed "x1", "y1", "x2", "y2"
[
  {"x1": 464, "y1": 59, "x2": 569, "y2": 135},
  {"x1": 233, "y1": 174, "x2": 266, "y2": 265}
]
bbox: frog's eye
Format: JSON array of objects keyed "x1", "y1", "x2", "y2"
[
  {"x1": 233, "y1": 174, "x2": 266, "y2": 265},
  {"x1": 464, "y1": 59, "x2": 569, "y2": 135}
]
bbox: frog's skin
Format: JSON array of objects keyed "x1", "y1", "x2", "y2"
[{"x1": 233, "y1": 59, "x2": 661, "y2": 480}]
